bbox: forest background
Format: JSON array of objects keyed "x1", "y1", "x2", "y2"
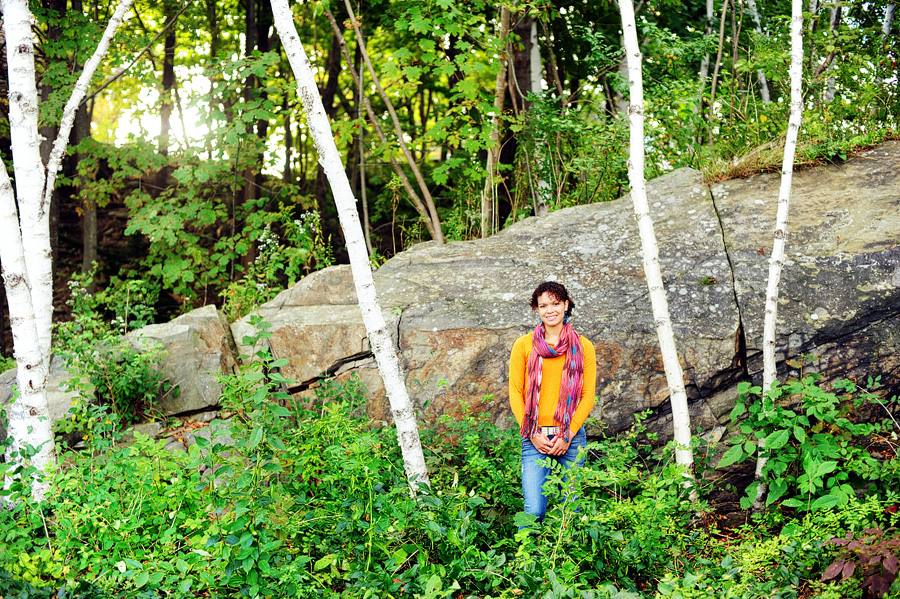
[
  {"x1": 0, "y1": 0, "x2": 897, "y2": 344},
  {"x1": 0, "y1": 0, "x2": 899, "y2": 597}
]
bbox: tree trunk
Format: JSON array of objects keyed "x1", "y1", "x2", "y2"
[
  {"x1": 159, "y1": 25, "x2": 176, "y2": 156},
  {"x1": 313, "y1": 29, "x2": 343, "y2": 224},
  {"x1": 272, "y1": 0, "x2": 430, "y2": 489},
  {"x1": 708, "y1": 0, "x2": 730, "y2": 147},
  {"x1": 0, "y1": 166, "x2": 52, "y2": 502},
  {"x1": 1, "y1": 0, "x2": 134, "y2": 502},
  {"x1": 510, "y1": 13, "x2": 533, "y2": 113},
  {"x1": 883, "y1": 4, "x2": 896, "y2": 40},
  {"x1": 618, "y1": 0, "x2": 696, "y2": 497},
  {"x1": 481, "y1": 6, "x2": 510, "y2": 239},
  {"x1": 823, "y1": 4, "x2": 841, "y2": 103},
  {"x1": 697, "y1": 0, "x2": 714, "y2": 113},
  {"x1": 357, "y1": 51, "x2": 372, "y2": 255},
  {"x1": 5, "y1": 0, "x2": 52, "y2": 363},
  {"x1": 283, "y1": 100, "x2": 293, "y2": 184},
  {"x1": 753, "y1": 0, "x2": 803, "y2": 511}
]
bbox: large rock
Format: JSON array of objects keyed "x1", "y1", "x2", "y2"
[
  {"x1": 712, "y1": 142, "x2": 900, "y2": 390},
  {"x1": 127, "y1": 304, "x2": 238, "y2": 416},
  {"x1": 239, "y1": 142, "x2": 900, "y2": 438}
]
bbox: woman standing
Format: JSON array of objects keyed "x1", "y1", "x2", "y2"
[{"x1": 509, "y1": 281, "x2": 597, "y2": 521}]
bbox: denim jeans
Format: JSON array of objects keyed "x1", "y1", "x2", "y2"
[{"x1": 521, "y1": 428, "x2": 587, "y2": 522}]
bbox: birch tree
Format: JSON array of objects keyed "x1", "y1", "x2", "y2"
[
  {"x1": 753, "y1": 0, "x2": 804, "y2": 510},
  {"x1": 271, "y1": 0, "x2": 430, "y2": 488},
  {"x1": 618, "y1": 0, "x2": 696, "y2": 496},
  {"x1": 1, "y1": 0, "x2": 134, "y2": 501}
]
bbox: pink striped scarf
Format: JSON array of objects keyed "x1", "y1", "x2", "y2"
[{"x1": 520, "y1": 321, "x2": 585, "y2": 439}]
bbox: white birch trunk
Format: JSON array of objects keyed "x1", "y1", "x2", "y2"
[
  {"x1": 271, "y1": 0, "x2": 430, "y2": 488},
  {"x1": 619, "y1": 0, "x2": 696, "y2": 496},
  {"x1": 824, "y1": 5, "x2": 841, "y2": 103},
  {"x1": 0, "y1": 165, "x2": 53, "y2": 502},
  {"x1": 697, "y1": 0, "x2": 714, "y2": 111},
  {"x1": 529, "y1": 17, "x2": 551, "y2": 216},
  {"x1": 747, "y1": 0, "x2": 772, "y2": 103},
  {"x1": 1, "y1": 0, "x2": 132, "y2": 502},
  {"x1": 3, "y1": 0, "x2": 52, "y2": 364},
  {"x1": 884, "y1": 4, "x2": 896, "y2": 40},
  {"x1": 754, "y1": 0, "x2": 804, "y2": 510}
]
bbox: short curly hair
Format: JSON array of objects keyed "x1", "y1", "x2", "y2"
[{"x1": 530, "y1": 281, "x2": 574, "y2": 316}]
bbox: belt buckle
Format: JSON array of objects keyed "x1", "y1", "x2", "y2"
[{"x1": 540, "y1": 425, "x2": 560, "y2": 435}]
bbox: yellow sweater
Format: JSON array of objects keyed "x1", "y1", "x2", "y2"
[{"x1": 508, "y1": 332, "x2": 597, "y2": 436}]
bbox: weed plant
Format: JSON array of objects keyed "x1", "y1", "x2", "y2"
[
  {"x1": 1, "y1": 337, "x2": 898, "y2": 597},
  {"x1": 55, "y1": 272, "x2": 171, "y2": 430}
]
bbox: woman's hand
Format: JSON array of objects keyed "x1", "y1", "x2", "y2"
[
  {"x1": 529, "y1": 432, "x2": 555, "y2": 454},
  {"x1": 546, "y1": 430, "x2": 573, "y2": 456}
]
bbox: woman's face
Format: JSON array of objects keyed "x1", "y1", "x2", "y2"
[{"x1": 535, "y1": 292, "x2": 568, "y2": 329}]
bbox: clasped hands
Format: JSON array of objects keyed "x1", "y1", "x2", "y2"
[{"x1": 529, "y1": 430, "x2": 573, "y2": 456}]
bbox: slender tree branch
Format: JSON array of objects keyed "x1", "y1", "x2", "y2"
[
  {"x1": 342, "y1": 0, "x2": 444, "y2": 242},
  {"x1": 81, "y1": 0, "x2": 194, "y2": 107},
  {"x1": 44, "y1": 0, "x2": 136, "y2": 213},
  {"x1": 324, "y1": 8, "x2": 437, "y2": 241}
]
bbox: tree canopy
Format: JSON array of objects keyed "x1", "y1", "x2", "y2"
[{"x1": 0, "y1": 0, "x2": 897, "y2": 335}]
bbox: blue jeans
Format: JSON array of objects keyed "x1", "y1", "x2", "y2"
[{"x1": 521, "y1": 428, "x2": 587, "y2": 522}]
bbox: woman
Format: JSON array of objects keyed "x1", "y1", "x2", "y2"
[{"x1": 509, "y1": 281, "x2": 597, "y2": 522}]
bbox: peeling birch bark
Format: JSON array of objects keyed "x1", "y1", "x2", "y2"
[
  {"x1": 0, "y1": 0, "x2": 133, "y2": 501},
  {"x1": 0, "y1": 164, "x2": 52, "y2": 502}
]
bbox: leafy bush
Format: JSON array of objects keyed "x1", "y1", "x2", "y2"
[
  {"x1": 56, "y1": 272, "x2": 171, "y2": 429},
  {"x1": 717, "y1": 372, "x2": 893, "y2": 511},
  {"x1": 3, "y1": 351, "x2": 898, "y2": 597}
]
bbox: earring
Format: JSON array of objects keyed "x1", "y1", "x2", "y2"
[{"x1": 563, "y1": 314, "x2": 569, "y2": 325}]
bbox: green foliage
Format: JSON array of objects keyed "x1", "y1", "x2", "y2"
[
  {"x1": 718, "y1": 370, "x2": 893, "y2": 511},
  {"x1": 55, "y1": 272, "x2": 170, "y2": 429},
  {"x1": 3, "y1": 355, "x2": 898, "y2": 597},
  {"x1": 0, "y1": 354, "x2": 16, "y2": 373},
  {"x1": 222, "y1": 209, "x2": 333, "y2": 321},
  {"x1": 512, "y1": 93, "x2": 630, "y2": 220}
]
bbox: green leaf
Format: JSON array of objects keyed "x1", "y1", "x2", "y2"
[
  {"x1": 815, "y1": 460, "x2": 838, "y2": 478},
  {"x1": 811, "y1": 495, "x2": 840, "y2": 511},
  {"x1": 717, "y1": 444, "x2": 745, "y2": 468},
  {"x1": 314, "y1": 554, "x2": 334, "y2": 571},
  {"x1": 269, "y1": 405, "x2": 291, "y2": 417},
  {"x1": 134, "y1": 571, "x2": 150, "y2": 588},
  {"x1": 248, "y1": 427, "x2": 263, "y2": 449},
  {"x1": 782, "y1": 498, "x2": 804, "y2": 508},
  {"x1": 767, "y1": 478, "x2": 788, "y2": 505},
  {"x1": 764, "y1": 428, "x2": 791, "y2": 450}
]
